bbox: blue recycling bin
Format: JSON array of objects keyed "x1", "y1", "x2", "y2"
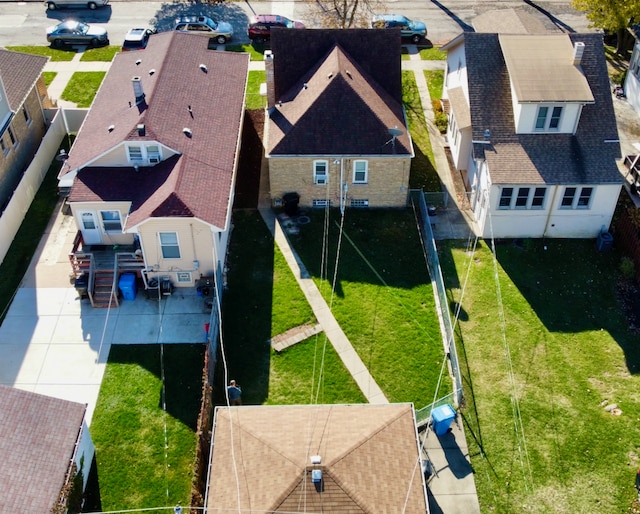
[
  {"x1": 118, "y1": 273, "x2": 137, "y2": 301},
  {"x1": 431, "y1": 404, "x2": 456, "y2": 436}
]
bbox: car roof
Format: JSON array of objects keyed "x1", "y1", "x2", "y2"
[
  {"x1": 125, "y1": 28, "x2": 147, "y2": 40},
  {"x1": 251, "y1": 14, "x2": 291, "y2": 24},
  {"x1": 57, "y1": 20, "x2": 84, "y2": 29},
  {"x1": 176, "y1": 16, "x2": 212, "y2": 24},
  {"x1": 373, "y1": 14, "x2": 409, "y2": 22}
]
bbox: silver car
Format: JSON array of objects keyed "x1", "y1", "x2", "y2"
[
  {"x1": 46, "y1": 20, "x2": 109, "y2": 47},
  {"x1": 174, "y1": 16, "x2": 233, "y2": 44},
  {"x1": 44, "y1": 0, "x2": 109, "y2": 10}
]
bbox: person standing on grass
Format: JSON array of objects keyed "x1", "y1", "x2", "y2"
[{"x1": 227, "y1": 380, "x2": 242, "y2": 406}]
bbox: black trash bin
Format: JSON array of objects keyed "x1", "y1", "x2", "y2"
[
  {"x1": 283, "y1": 192, "x2": 300, "y2": 216},
  {"x1": 74, "y1": 273, "x2": 88, "y2": 298}
]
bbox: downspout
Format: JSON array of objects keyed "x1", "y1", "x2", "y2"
[{"x1": 542, "y1": 185, "x2": 560, "y2": 238}]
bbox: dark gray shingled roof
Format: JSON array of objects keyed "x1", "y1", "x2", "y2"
[{"x1": 465, "y1": 32, "x2": 622, "y2": 185}]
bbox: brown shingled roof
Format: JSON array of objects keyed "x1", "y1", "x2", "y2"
[
  {"x1": 0, "y1": 385, "x2": 86, "y2": 513},
  {"x1": 63, "y1": 32, "x2": 248, "y2": 229},
  {"x1": 0, "y1": 48, "x2": 48, "y2": 110},
  {"x1": 206, "y1": 404, "x2": 427, "y2": 513}
]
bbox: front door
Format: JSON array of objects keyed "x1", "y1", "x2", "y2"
[{"x1": 78, "y1": 211, "x2": 102, "y2": 245}]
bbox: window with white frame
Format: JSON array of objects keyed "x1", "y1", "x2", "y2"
[
  {"x1": 22, "y1": 105, "x2": 31, "y2": 125},
  {"x1": 353, "y1": 160, "x2": 368, "y2": 184},
  {"x1": 159, "y1": 232, "x2": 181, "y2": 259},
  {"x1": 312, "y1": 199, "x2": 331, "y2": 208},
  {"x1": 314, "y1": 160, "x2": 328, "y2": 185},
  {"x1": 560, "y1": 186, "x2": 593, "y2": 209},
  {"x1": 350, "y1": 199, "x2": 369, "y2": 208},
  {"x1": 0, "y1": 135, "x2": 7, "y2": 156},
  {"x1": 127, "y1": 145, "x2": 143, "y2": 162},
  {"x1": 499, "y1": 186, "x2": 547, "y2": 210},
  {"x1": 498, "y1": 187, "x2": 513, "y2": 209},
  {"x1": 535, "y1": 106, "x2": 563, "y2": 131},
  {"x1": 100, "y1": 210, "x2": 122, "y2": 232},
  {"x1": 147, "y1": 145, "x2": 161, "y2": 163}
]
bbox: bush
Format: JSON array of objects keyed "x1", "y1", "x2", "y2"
[
  {"x1": 432, "y1": 100, "x2": 448, "y2": 133},
  {"x1": 620, "y1": 256, "x2": 636, "y2": 280}
]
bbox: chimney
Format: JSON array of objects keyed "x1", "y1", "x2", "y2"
[
  {"x1": 132, "y1": 76, "x2": 145, "y2": 105},
  {"x1": 572, "y1": 42, "x2": 585, "y2": 66},
  {"x1": 264, "y1": 50, "x2": 276, "y2": 110}
]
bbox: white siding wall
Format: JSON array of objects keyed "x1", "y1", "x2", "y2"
[
  {"x1": 443, "y1": 44, "x2": 468, "y2": 100},
  {"x1": 75, "y1": 420, "x2": 95, "y2": 490},
  {"x1": 515, "y1": 103, "x2": 582, "y2": 134},
  {"x1": 70, "y1": 201, "x2": 134, "y2": 246},
  {"x1": 482, "y1": 183, "x2": 621, "y2": 238}
]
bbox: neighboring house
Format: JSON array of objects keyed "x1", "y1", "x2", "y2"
[
  {"x1": 205, "y1": 403, "x2": 428, "y2": 513},
  {"x1": 0, "y1": 385, "x2": 94, "y2": 513},
  {"x1": 0, "y1": 49, "x2": 50, "y2": 212},
  {"x1": 442, "y1": 30, "x2": 623, "y2": 238},
  {"x1": 265, "y1": 29, "x2": 414, "y2": 210},
  {"x1": 624, "y1": 25, "x2": 640, "y2": 114},
  {"x1": 58, "y1": 32, "x2": 249, "y2": 290}
]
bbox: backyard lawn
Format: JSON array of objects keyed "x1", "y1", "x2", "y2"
[
  {"x1": 90, "y1": 344, "x2": 205, "y2": 511},
  {"x1": 441, "y1": 238, "x2": 640, "y2": 513}
]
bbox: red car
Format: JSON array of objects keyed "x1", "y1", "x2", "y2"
[{"x1": 248, "y1": 14, "x2": 305, "y2": 44}]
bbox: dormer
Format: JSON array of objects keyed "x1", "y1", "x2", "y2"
[{"x1": 499, "y1": 34, "x2": 594, "y2": 135}]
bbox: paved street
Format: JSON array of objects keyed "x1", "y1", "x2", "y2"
[{"x1": 0, "y1": 0, "x2": 596, "y2": 48}]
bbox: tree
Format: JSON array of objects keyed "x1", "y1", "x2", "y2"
[
  {"x1": 572, "y1": 0, "x2": 640, "y2": 53},
  {"x1": 305, "y1": 0, "x2": 386, "y2": 29}
]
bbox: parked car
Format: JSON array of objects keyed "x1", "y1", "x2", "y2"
[
  {"x1": 371, "y1": 14, "x2": 427, "y2": 43},
  {"x1": 46, "y1": 20, "x2": 109, "y2": 47},
  {"x1": 122, "y1": 27, "x2": 156, "y2": 51},
  {"x1": 44, "y1": 0, "x2": 109, "y2": 10},
  {"x1": 248, "y1": 14, "x2": 305, "y2": 44},
  {"x1": 174, "y1": 16, "x2": 233, "y2": 44}
]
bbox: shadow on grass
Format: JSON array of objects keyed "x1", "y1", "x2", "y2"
[
  {"x1": 105, "y1": 344, "x2": 205, "y2": 430},
  {"x1": 214, "y1": 210, "x2": 274, "y2": 405}
]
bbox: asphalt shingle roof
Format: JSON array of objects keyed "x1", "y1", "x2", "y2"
[
  {"x1": 0, "y1": 49, "x2": 48, "y2": 110},
  {"x1": 206, "y1": 404, "x2": 427, "y2": 513},
  {"x1": 64, "y1": 32, "x2": 249, "y2": 229},
  {"x1": 0, "y1": 385, "x2": 86, "y2": 513},
  {"x1": 464, "y1": 32, "x2": 622, "y2": 185}
]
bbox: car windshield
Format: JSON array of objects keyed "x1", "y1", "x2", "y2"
[
  {"x1": 62, "y1": 21, "x2": 89, "y2": 33},
  {"x1": 285, "y1": 19, "x2": 294, "y2": 28},
  {"x1": 204, "y1": 18, "x2": 217, "y2": 30}
]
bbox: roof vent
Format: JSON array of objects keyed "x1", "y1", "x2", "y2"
[
  {"x1": 132, "y1": 76, "x2": 145, "y2": 105},
  {"x1": 310, "y1": 455, "x2": 321, "y2": 465},
  {"x1": 311, "y1": 469, "x2": 322, "y2": 483},
  {"x1": 572, "y1": 42, "x2": 585, "y2": 66},
  {"x1": 188, "y1": 105, "x2": 193, "y2": 118},
  {"x1": 199, "y1": 63, "x2": 208, "y2": 73},
  {"x1": 345, "y1": 70, "x2": 352, "y2": 79},
  {"x1": 327, "y1": 72, "x2": 333, "y2": 79},
  {"x1": 137, "y1": 124, "x2": 145, "y2": 136},
  {"x1": 108, "y1": 124, "x2": 115, "y2": 132},
  {"x1": 303, "y1": 82, "x2": 308, "y2": 89},
  {"x1": 149, "y1": 69, "x2": 156, "y2": 75},
  {"x1": 135, "y1": 59, "x2": 141, "y2": 66},
  {"x1": 183, "y1": 127, "x2": 192, "y2": 137}
]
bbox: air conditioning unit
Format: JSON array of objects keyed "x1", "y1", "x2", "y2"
[
  {"x1": 148, "y1": 157, "x2": 160, "y2": 164},
  {"x1": 316, "y1": 178, "x2": 327, "y2": 185}
]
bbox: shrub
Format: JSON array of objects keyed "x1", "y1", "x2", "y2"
[
  {"x1": 620, "y1": 256, "x2": 636, "y2": 280},
  {"x1": 432, "y1": 100, "x2": 448, "y2": 133}
]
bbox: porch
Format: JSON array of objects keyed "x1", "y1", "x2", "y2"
[{"x1": 68, "y1": 231, "x2": 146, "y2": 308}]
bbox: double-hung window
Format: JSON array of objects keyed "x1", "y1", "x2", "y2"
[
  {"x1": 7, "y1": 126, "x2": 17, "y2": 147},
  {"x1": 499, "y1": 187, "x2": 513, "y2": 209},
  {"x1": 515, "y1": 187, "x2": 530, "y2": 208},
  {"x1": 535, "y1": 106, "x2": 563, "y2": 131},
  {"x1": 147, "y1": 145, "x2": 161, "y2": 164},
  {"x1": 353, "y1": 160, "x2": 368, "y2": 184},
  {"x1": 499, "y1": 186, "x2": 547, "y2": 209},
  {"x1": 159, "y1": 232, "x2": 180, "y2": 259},
  {"x1": 22, "y1": 105, "x2": 31, "y2": 126},
  {"x1": 100, "y1": 210, "x2": 122, "y2": 232},
  {"x1": 313, "y1": 160, "x2": 328, "y2": 185},
  {"x1": 531, "y1": 187, "x2": 546, "y2": 209},
  {"x1": 0, "y1": 136, "x2": 7, "y2": 156}
]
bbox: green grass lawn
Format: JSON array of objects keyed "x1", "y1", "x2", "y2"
[
  {"x1": 217, "y1": 210, "x2": 364, "y2": 405},
  {"x1": 80, "y1": 45, "x2": 119, "y2": 61},
  {"x1": 6, "y1": 45, "x2": 76, "y2": 61},
  {"x1": 289, "y1": 208, "x2": 448, "y2": 405},
  {"x1": 60, "y1": 71, "x2": 105, "y2": 107},
  {"x1": 42, "y1": 71, "x2": 57, "y2": 87},
  {"x1": 403, "y1": 70, "x2": 441, "y2": 191},
  {"x1": 402, "y1": 46, "x2": 446, "y2": 60},
  {"x1": 425, "y1": 70, "x2": 444, "y2": 103},
  {"x1": 90, "y1": 344, "x2": 205, "y2": 510},
  {"x1": 226, "y1": 43, "x2": 265, "y2": 61},
  {"x1": 246, "y1": 70, "x2": 266, "y2": 110},
  {"x1": 441, "y1": 239, "x2": 640, "y2": 513}
]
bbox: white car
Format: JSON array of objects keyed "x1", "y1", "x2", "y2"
[{"x1": 174, "y1": 16, "x2": 233, "y2": 45}]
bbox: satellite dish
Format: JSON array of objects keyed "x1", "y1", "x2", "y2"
[
  {"x1": 55, "y1": 149, "x2": 69, "y2": 162},
  {"x1": 388, "y1": 127, "x2": 403, "y2": 137}
]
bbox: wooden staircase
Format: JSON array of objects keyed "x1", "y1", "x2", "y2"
[{"x1": 91, "y1": 269, "x2": 119, "y2": 308}]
